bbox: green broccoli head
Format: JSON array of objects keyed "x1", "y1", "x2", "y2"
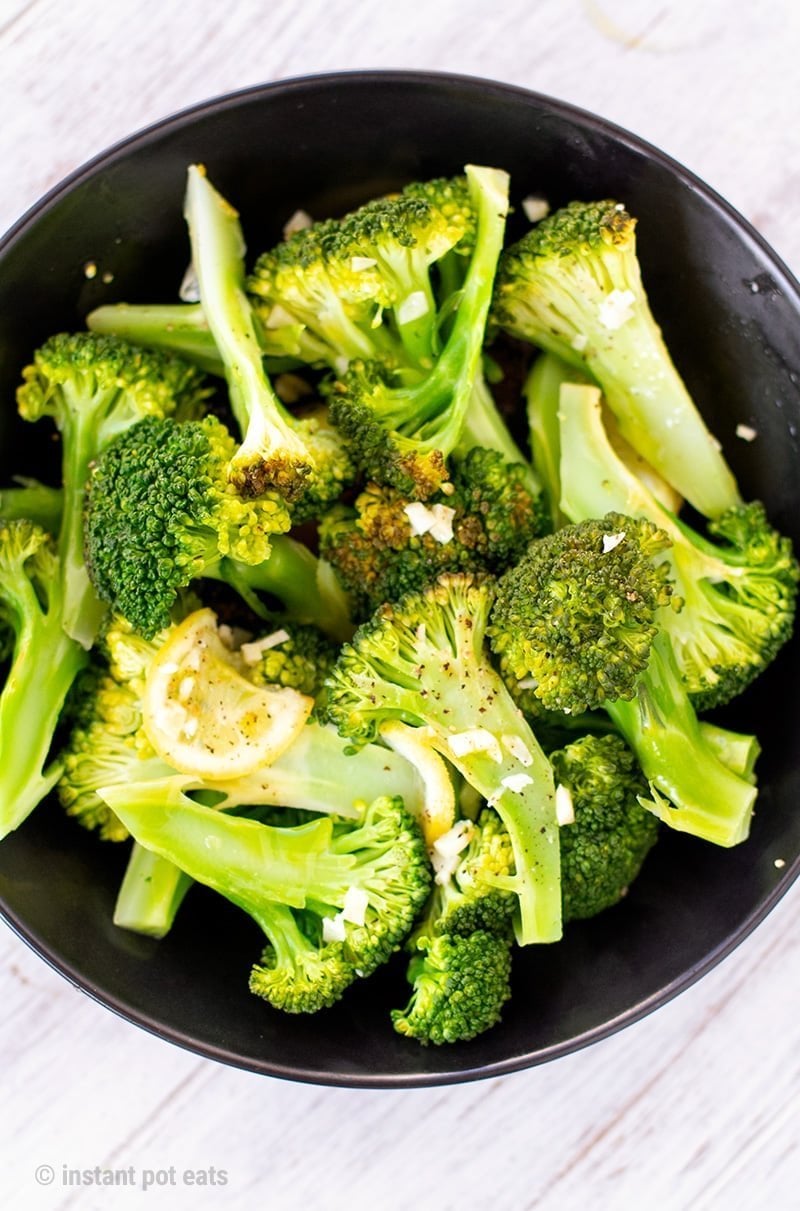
[
  {"x1": 319, "y1": 447, "x2": 547, "y2": 616},
  {"x1": 17, "y1": 332, "x2": 211, "y2": 647},
  {"x1": 324, "y1": 166, "x2": 509, "y2": 498},
  {"x1": 16, "y1": 331, "x2": 210, "y2": 433},
  {"x1": 557, "y1": 380, "x2": 797, "y2": 710},
  {"x1": 84, "y1": 414, "x2": 291, "y2": 638},
  {"x1": 489, "y1": 512, "x2": 676, "y2": 715},
  {"x1": 493, "y1": 201, "x2": 741, "y2": 520},
  {"x1": 391, "y1": 930, "x2": 513, "y2": 1045},
  {"x1": 57, "y1": 662, "x2": 165, "y2": 841},
  {"x1": 551, "y1": 733, "x2": 659, "y2": 921},
  {"x1": 249, "y1": 905, "x2": 356, "y2": 1014},
  {"x1": 323, "y1": 573, "x2": 563, "y2": 947},
  {"x1": 669, "y1": 501, "x2": 799, "y2": 710},
  {"x1": 248, "y1": 174, "x2": 475, "y2": 371}
]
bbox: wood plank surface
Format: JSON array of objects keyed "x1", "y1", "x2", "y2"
[{"x1": 2, "y1": 2, "x2": 799, "y2": 1208}]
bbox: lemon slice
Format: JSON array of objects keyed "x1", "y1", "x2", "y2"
[{"x1": 142, "y1": 608, "x2": 313, "y2": 780}]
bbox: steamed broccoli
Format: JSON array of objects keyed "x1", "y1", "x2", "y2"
[
  {"x1": 493, "y1": 199, "x2": 741, "y2": 519},
  {"x1": 248, "y1": 174, "x2": 475, "y2": 372},
  {"x1": 486, "y1": 499, "x2": 760, "y2": 846},
  {"x1": 489, "y1": 513, "x2": 676, "y2": 715},
  {"x1": 426, "y1": 809, "x2": 517, "y2": 936},
  {"x1": 391, "y1": 929, "x2": 513, "y2": 1046},
  {"x1": 558, "y1": 381, "x2": 799, "y2": 709},
  {"x1": 83, "y1": 414, "x2": 351, "y2": 640},
  {"x1": 551, "y1": 733, "x2": 659, "y2": 921},
  {"x1": 0, "y1": 521, "x2": 88, "y2": 838},
  {"x1": 319, "y1": 445, "x2": 547, "y2": 616},
  {"x1": 324, "y1": 573, "x2": 563, "y2": 946},
  {"x1": 101, "y1": 787, "x2": 431, "y2": 1013},
  {"x1": 183, "y1": 165, "x2": 354, "y2": 507},
  {"x1": 325, "y1": 166, "x2": 510, "y2": 498},
  {"x1": 16, "y1": 331, "x2": 209, "y2": 647}
]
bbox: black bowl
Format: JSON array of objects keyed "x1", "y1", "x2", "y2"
[{"x1": 1, "y1": 71, "x2": 799, "y2": 1088}]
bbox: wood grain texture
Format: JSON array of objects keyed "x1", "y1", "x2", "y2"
[{"x1": 2, "y1": 2, "x2": 799, "y2": 1208}]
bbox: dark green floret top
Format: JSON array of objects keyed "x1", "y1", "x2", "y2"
[
  {"x1": 489, "y1": 512, "x2": 677, "y2": 714},
  {"x1": 84, "y1": 414, "x2": 291, "y2": 638},
  {"x1": 551, "y1": 733, "x2": 659, "y2": 921}
]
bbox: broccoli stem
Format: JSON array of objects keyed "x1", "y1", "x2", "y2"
[
  {"x1": 57, "y1": 391, "x2": 116, "y2": 648},
  {"x1": 100, "y1": 777, "x2": 356, "y2": 920},
  {"x1": 427, "y1": 686, "x2": 561, "y2": 946},
  {"x1": 113, "y1": 842, "x2": 194, "y2": 938},
  {"x1": 605, "y1": 635, "x2": 757, "y2": 847},
  {"x1": 88, "y1": 302, "x2": 226, "y2": 376},
  {"x1": 0, "y1": 480, "x2": 63, "y2": 533},
  {"x1": 458, "y1": 374, "x2": 541, "y2": 498},
  {"x1": 698, "y1": 721, "x2": 760, "y2": 781},
  {"x1": 412, "y1": 166, "x2": 509, "y2": 452},
  {"x1": 0, "y1": 599, "x2": 86, "y2": 838},
  {"x1": 209, "y1": 534, "x2": 352, "y2": 642},
  {"x1": 183, "y1": 165, "x2": 311, "y2": 491},
  {"x1": 523, "y1": 352, "x2": 587, "y2": 529}
]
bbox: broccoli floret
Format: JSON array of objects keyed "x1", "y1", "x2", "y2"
[
  {"x1": 606, "y1": 632, "x2": 758, "y2": 847},
  {"x1": 83, "y1": 414, "x2": 351, "y2": 640},
  {"x1": 558, "y1": 381, "x2": 799, "y2": 709},
  {"x1": 391, "y1": 930, "x2": 513, "y2": 1046},
  {"x1": 325, "y1": 166, "x2": 510, "y2": 498},
  {"x1": 493, "y1": 199, "x2": 741, "y2": 519},
  {"x1": 0, "y1": 478, "x2": 63, "y2": 533},
  {"x1": 102, "y1": 786, "x2": 431, "y2": 1013},
  {"x1": 16, "y1": 331, "x2": 209, "y2": 647},
  {"x1": 427, "y1": 809, "x2": 517, "y2": 936},
  {"x1": 248, "y1": 174, "x2": 475, "y2": 372},
  {"x1": 183, "y1": 165, "x2": 354, "y2": 507},
  {"x1": 489, "y1": 513, "x2": 676, "y2": 715},
  {"x1": 550, "y1": 734, "x2": 659, "y2": 921},
  {"x1": 0, "y1": 521, "x2": 88, "y2": 838},
  {"x1": 241, "y1": 619, "x2": 339, "y2": 699},
  {"x1": 485, "y1": 486, "x2": 760, "y2": 847},
  {"x1": 324, "y1": 572, "x2": 562, "y2": 946},
  {"x1": 319, "y1": 446, "x2": 547, "y2": 616}
]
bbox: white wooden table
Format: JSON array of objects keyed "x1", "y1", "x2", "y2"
[{"x1": 2, "y1": 3, "x2": 799, "y2": 1208}]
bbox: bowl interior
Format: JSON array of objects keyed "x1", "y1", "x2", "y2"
[{"x1": 1, "y1": 72, "x2": 799, "y2": 1086}]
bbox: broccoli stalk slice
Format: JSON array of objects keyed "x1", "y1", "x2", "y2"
[
  {"x1": 523, "y1": 352, "x2": 588, "y2": 529},
  {"x1": 88, "y1": 303, "x2": 226, "y2": 376},
  {"x1": 0, "y1": 479, "x2": 63, "y2": 532},
  {"x1": 87, "y1": 301, "x2": 307, "y2": 377},
  {"x1": 494, "y1": 201, "x2": 741, "y2": 518},
  {"x1": 324, "y1": 575, "x2": 562, "y2": 945},
  {"x1": 184, "y1": 165, "x2": 312, "y2": 500},
  {"x1": 697, "y1": 721, "x2": 760, "y2": 781},
  {"x1": 101, "y1": 782, "x2": 430, "y2": 1006},
  {"x1": 113, "y1": 842, "x2": 194, "y2": 938},
  {"x1": 209, "y1": 534, "x2": 353, "y2": 643},
  {"x1": 0, "y1": 524, "x2": 87, "y2": 838},
  {"x1": 606, "y1": 634, "x2": 757, "y2": 847},
  {"x1": 559, "y1": 381, "x2": 798, "y2": 708},
  {"x1": 458, "y1": 372, "x2": 542, "y2": 500}
]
